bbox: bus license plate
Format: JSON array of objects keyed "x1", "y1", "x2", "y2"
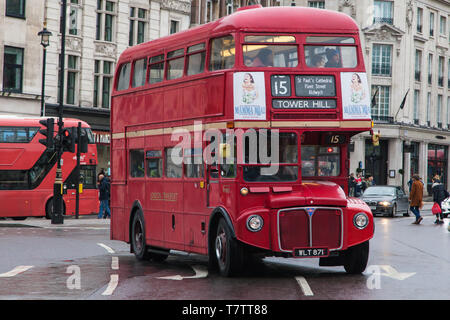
[{"x1": 294, "y1": 248, "x2": 328, "y2": 258}]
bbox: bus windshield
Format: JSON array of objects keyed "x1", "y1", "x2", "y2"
[{"x1": 243, "y1": 131, "x2": 298, "y2": 182}]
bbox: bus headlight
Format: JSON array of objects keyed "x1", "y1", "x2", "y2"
[
  {"x1": 240, "y1": 187, "x2": 249, "y2": 196},
  {"x1": 353, "y1": 212, "x2": 369, "y2": 230},
  {"x1": 247, "y1": 215, "x2": 264, "y2": 232}
]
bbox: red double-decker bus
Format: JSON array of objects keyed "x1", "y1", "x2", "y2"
[
  {"x1": 110, "y1": 5, "x2": 374, "y2": 276},
  {"x1": 0, "y1": 116, "x2": 99, "y2": 219}
]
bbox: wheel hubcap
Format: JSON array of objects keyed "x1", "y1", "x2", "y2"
[{"x1": 215, "y1": 230, "x2": 227, "y2": 265}]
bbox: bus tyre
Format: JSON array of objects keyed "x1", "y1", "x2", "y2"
[
  {"x1": 343, "y1": 241, "x2": 369, "y2": 274},
  {"x1": 214, "y1": 218, "x2": 244, "y2": 277},
  {"x1": 131, "y1": 210, "x2": 151, "y2": 261},
  {"x1": 45, "y1": 198, "x2": 66, "y2": 219}
]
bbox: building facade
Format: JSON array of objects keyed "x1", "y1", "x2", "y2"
[
  {"x1": 283, "y1": 0, "x2": 450, "y2": 194},
  {"x1": 0, "y1": 0, "x2": 191, "y2": 174}
]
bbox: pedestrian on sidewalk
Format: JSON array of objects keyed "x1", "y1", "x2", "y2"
[
  {"x1": 409, "y1": 174, "x2": 423, "y2": 224},
  {"x1": 97, "y1": 173, "x2": 111, "y2": 219},
  {"x1": 431, "y1": 178, "x2": 448, "y2": 224}
]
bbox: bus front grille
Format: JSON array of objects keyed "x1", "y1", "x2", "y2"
[{"x1": 277, "y1": 207, "x2": 342, "y2": 252}]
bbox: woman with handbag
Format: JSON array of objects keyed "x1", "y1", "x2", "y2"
[
  {"x1": 432, "y1": 178, "x2": 447, "y2": 224},
  {"x1": 409, "y1": 175, "x2": 423, "y2": 224}
]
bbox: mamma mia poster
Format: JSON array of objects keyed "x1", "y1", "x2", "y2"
[
  {"x1": 340, "y1": 72, "x2": 371, "y2": 120},
  {"x1": 233, "y1": 72, "x2": 266, "y2": 120}
]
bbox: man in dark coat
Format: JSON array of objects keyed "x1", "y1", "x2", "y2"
[
  {"x1": 432, "y1": 178, "x2": 448, "y2": 224},
  {"x1": 97, "y1": 173, "x2": 111, "y2": 219}
]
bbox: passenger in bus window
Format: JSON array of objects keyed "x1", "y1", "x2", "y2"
[
  {"x1": 252, "y1": 48, "x2": 273, "y2": 67},
  {"x1": 325, "y1": 48, "x2": 341, "y2": 68},
  {"x1": 311, "y1": 54, "x2": 325, "y2": 68}
]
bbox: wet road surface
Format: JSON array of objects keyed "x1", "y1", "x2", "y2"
[{"x1": 0, "y1": 209, "x2": 449, "y2": 300}]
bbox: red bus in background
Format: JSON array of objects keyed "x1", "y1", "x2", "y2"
[
  {"x1": 0, "y1": 116, "x2": 98, "y2": 219},
  {"x1": 110, "y1": 5, "x2": 374, "y2": 276}
]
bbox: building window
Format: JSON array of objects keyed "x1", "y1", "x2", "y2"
[
  {"x1": 170, "y1": 20, "x2": 179, "y2": 34},
  {"x1": 226, "y1": 1, "x2": 233, "y2": 15},
  {"x1": 206, "y1": 0, "x2": 213, "y2": 23},
  {"x1": 448, "y1": 59, "x2": 450, "y2": 88},
  {"x1": 96, "y1": 0, "x2": 116, "y2": 42},
  {"x1": 429, "y1": 12, "x2": 435, "y2": 37},
  {"x1": 437, "y1": 94, "x2": 443, "y2": 128},
  {"x1": 413, "y1": 90, "x2": 419, "y2": 124},
  {"x1": 414, "y1": 49, "x2": 421, "y2": 82},
  {"x1": 372, "y1": 44, "x2": 392, "y2": 76},
  {"x1": 308, "y1": 1, "x2": 325, "y2": 8},
  {"x1": 438, "y1": 56, "x2": 444, "y2": 87},
  {"x1": 427, "y1": 92, "x2": 431, "y2": 126},
  {"x1": 428, "y1": 54, "x2": 433, "y2": 85},
  {"x1": 373, "y1": 1, "x2": 393, "y2": 25},
  {"x1": 447, "y1": 97, "x2": 450, "y2": 128},
  {"x1": 93, "y1": 60, "x2": 113, "y2": 108},
  {"x1": 66, "y1": 55, "x2": 79, "y2": 105},
  {"x1": 427, "y1": 144, "x2": 448, "y2": 194},
  {"x1": 371, "y1": 85, "x2": 390, "y2": 120},
  {"x1": 6, "y1": 0, "x2": 25, "y2": 18},
  {"x1": 129, "y1": 7, "x2": 147, "y2": 46},
  {"x1": 440, "y1": 16, "x2": 446, "y2": 35},
  {"x1": 416, "y1": 7, "x2": 423, "y2": 33},
  {"x1": 69, "y1": 0, "x2": 81, "y2": 36},
  {"x1": 3, "y1": 46, "x2": 24, "y2": 93}
]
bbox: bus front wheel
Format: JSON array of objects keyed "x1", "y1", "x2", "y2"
[
  {"x1": 343, "y1": 241, "x2": 369, "y2": 274},
  {"x1": 45, "y1": 198, "x2": 66, "y2": 219},
  {"x1": 213, "y1": 218, "x2": 244, "y2": 277},
  {"x1": 131, "y1": 210, "x2": 151, "y2": 261}
]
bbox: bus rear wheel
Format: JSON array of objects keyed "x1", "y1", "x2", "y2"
[
  {"x1": 214, "y1": 218, "x2": 244, "y2": 277},
  {"x1": 343, "y1": 241, "x2": 369, "y2": 274}
]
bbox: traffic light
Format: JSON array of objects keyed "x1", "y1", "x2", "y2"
[
  {"x1": 38, "y1": 118, "x2": 54, "y2": 149},
  {"x1": 78, "y1": 130, "x2": 89, "y2": 154},
  {"x1": 62, "y1": 127, "x2": 76, "y2": 153}
]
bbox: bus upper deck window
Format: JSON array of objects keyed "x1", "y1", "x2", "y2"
[
  {"x1": 132, "y1": 58, "x2": 147, "y2": 88},
  {"x1": 305, "y1": 46, "x2": 357, "y2": 68},
  {"x1": 167, "y1": 48, "x2": 185, "y2": 80},
  {"x1": 187, "y1": 43, "x2": 206, "y2": 76},
  {"x1": 149, "y1": 54, "x2": 164, "y2": 84},
  {"x1": 116, "y1": 62, "x2": 131, "y2": 91},
  {"x1": 243, "y1": 35, "x2": 297, "y2": 68},
  {"x1": 209, "y1": 35, "x2": 235, "y2": 71}
]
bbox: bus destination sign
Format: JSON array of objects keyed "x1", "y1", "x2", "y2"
[
  {"x1": 272, "y1": 99, "x2": 336, "y2": 109},
  {"x1": 295, "y1": 75, "x2": 335, "y2": 97}
]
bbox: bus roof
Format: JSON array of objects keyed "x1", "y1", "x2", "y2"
[
  {"x1": 118, "y1": 6, "x2": 359, "y2": 63},
  {"x1": 0, "y1": 115, "x2": 90, "y2": 127}
]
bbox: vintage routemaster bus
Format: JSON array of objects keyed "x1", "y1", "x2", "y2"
[
  {"x1": 0, "y1": 116, "x2": 98, "y2": 219},
  {"x1": 110, "y1": 5, "x2": 374, "y2": 276}
]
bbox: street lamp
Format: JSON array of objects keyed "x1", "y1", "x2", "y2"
[{"x1": 38, "y1": 22, "x2": 52, "y2": 117}]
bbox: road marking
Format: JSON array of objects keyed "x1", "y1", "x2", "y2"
[
  {"x1": 102, "y1": 274, "x2": 119, "y2": 296},
  {"x1": 111, "y1": 257, "x2": 119, "y2": 270},
  {"x1": 97, "y1": 243, "x2": 115, "y2": 254},
  {"x1": 156, "y1": 265, "x2": 208, "y2": 280},
  {"x1": 0, "y1": 266, "x2": 33, "y2": 278},
  {"x1": 295, "y1": 276, "x2": 314, "y2": 296},
  {"x1": 368, "y1": 265, "x2": 416, "y2": 280}
]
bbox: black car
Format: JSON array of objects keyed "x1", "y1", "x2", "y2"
[{"x1": 361, "y1": 185, "x2": 410, "y2": 217}]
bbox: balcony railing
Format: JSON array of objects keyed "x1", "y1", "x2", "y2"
[
  {"x1": 372, "y1": 115, "x2": 394, "y2": 123},
  {"x1": 373, "y1": 17, "x2": 393, "y2": 24}
]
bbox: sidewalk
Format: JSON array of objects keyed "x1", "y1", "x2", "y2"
[{"x1": 0, "y1": 215, "x2": 110, "y2": 229}]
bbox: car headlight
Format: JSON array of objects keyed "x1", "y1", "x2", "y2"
[
  {"x1": 378, "y1": 201, "x2": 391, "y2": 207},
  {"x1": 246, "y1": 215, "x2": 264, "y2": 232},
  {"x1": 353, "y1": 212, "x2": 369, "y2": 230}
]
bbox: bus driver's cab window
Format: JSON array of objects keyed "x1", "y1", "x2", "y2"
[{"x1": 209, "y1": 35, "x2": 235, "y2": 71}]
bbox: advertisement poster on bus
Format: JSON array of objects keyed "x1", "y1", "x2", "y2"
[
  {"x1": 340, "y1": 72, "x2": 371, "y2": 120},
  {"x1": 233, "y1": 72, "x2": 266, "y2": 120}
]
